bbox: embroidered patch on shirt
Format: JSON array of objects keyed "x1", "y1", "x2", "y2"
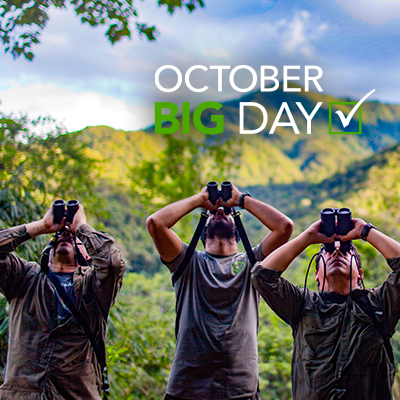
[{"x1": 232, "y1": 261, "x2": 246, "y2": 275}]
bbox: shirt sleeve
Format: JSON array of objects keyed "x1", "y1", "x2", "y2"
[
  {"x1": 251, "y1": 262, "x2": 303, "y2": 327},
  {"x1": 0, "y1": 225, "x2": 33, "y2": 301},
  {"x1": 162, "y1": 242, "x2": 191, "y2": 279},
  {"x1": 253, "y1": 244, "x2": 264, "y2": 262},
  {"x1": 76, "y1": 224, "x2": 126, "y2": 313},
  {"x1": 374, "y1": 255, "x2": 400, "y2": 336},
  {"x1": 161, "y1": 242, "x2": 188, "y2": 268}
]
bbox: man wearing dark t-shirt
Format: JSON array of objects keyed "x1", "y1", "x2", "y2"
[
  {"x1": 146, "y1": 184, "x2": 293, "y2": 400},
  {"x1": 252, "y1": 217, "x2": 400, "y2": 400}
]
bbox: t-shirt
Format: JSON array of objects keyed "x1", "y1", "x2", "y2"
[
  {"x1": 53, "y1": 272, "x2": 75, "y2": 323},
  {"x1": 164, "y1": 243, "x2": 264, "y2": 400}
]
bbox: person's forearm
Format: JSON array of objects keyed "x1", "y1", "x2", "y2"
[
  {"x1": 260, "y1": 231, "x2": 311, "y2": 272},
  {"x1": 147, "y1": 193, "x2": 206, "y2": 230},
  {"x1": 243, "y1": 196, "x2": 293, "y2": 236},
  {"x1": 25, "y1": 220, "x2": 47, "y2": 238},
  {"x1": 0, "y1": 225, "x2": 32, "y2": 254},
  {"x1": 367, "y1": 228, "x2": 400, "y2": 259}
]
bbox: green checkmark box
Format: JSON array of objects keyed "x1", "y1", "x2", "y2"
[{"x1": 329, "y1": 101, "x2": 362, "y2": 134}]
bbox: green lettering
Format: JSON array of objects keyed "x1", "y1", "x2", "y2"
[
  {"x1": 182, "y1": 102, "x2": 190, "y2": 134},
  {"x1": 155, "y1": 102, "x2": 180, "y2": 134},
  {"x1": 193, "y1": 101, "x2": 224, "y2": 134}
]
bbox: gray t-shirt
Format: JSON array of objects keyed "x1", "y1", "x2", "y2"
[{"x1": 164, "y1": 243, "x2": 264, "y2": 400}]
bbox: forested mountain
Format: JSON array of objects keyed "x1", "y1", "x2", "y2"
[{"x1": 76, "y1": 84, "x2": 400, "y2": 273}]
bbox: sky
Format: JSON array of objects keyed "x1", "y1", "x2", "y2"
[{"x1": 0, "y1": 0, "x2": 400, "y2": 132}]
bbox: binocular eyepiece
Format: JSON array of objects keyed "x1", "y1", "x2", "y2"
[
  {"x1": 53, "y1": 199, "x2": 80, "y2": 224},
  {"x1": 207, "y1": 181, "x2": 232, "y2": 214},
  {"x1": 319, "y1": 207, "x2": 353, "y2": 253},
  {"x1": 207, "y1": 181, "x2": 232, "y2": 205}
]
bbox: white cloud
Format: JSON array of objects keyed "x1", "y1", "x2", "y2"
[
  {"x1": 335, "y1": 0, "x2": 400, "y2": 25},
  {"x1": 284, "y1": 17, "x2": 307, "y2": 52},
  {"x1": 201, "y1": 47, "x2": 229, "y2": 59},
  {"x1": 281, "y1": 11, "x2": 328, "y2": 57},
  {"x1": 0, "y1": 84, "x2": 155, "y2": 132}
]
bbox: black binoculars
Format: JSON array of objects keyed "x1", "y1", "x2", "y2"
[
  {"x1": 52, "y1": 199, "x2": 80, "y2": 224},
  {"x1": 319, "y1": 207, "x2": 353, "y2": 253},
  {"x1": 207, "y1": 181, "x2": 232, "y2": 214},
  {"x1": 207, "y1": 181, "x2": 232, "y2": 204}
]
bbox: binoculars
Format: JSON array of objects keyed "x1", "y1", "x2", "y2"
[
  {"x1": 52, "y1": 199, "x2": 80, "y2": 224},
  {"x1": 319, "y1": 207, "x2": 353, "y2": 253},
  {"x1": 207, "y1": 181, "x2": 232, "y2": 204}
]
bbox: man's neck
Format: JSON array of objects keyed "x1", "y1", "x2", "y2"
[
  {"x1": 50, "y1": 263, "x2": 76, "y2": 273},
  {"x1": 205, "y1": 239, "x2": 238, "y2": 256},
  {"x1": 51, "y1": 257, "x2": 77, "y2": 273},
  {"x1": 320, "y1": 277, "x2": 359, "y2": 295}
]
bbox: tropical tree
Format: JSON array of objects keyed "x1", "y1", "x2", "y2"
[{"x1": 0, "y1": 0, "x2": 204, "y2": 60}]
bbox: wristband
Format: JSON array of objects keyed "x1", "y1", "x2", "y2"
[
  {"x1": 238, "y1": 192, "x2": 251, "y2": 209},
  {"x1": 360, "y1": 223, "x2": 377, "y2": 241}
]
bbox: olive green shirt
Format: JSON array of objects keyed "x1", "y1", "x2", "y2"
[
  {"x1": 252, "y1": 256, "x2": 400, "y2": 400},
  {"x1": 0, "y1": 224, "x2": 125, "y2": 400}
]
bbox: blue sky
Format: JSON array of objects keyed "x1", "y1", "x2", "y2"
[{"x1": 0, "y1": 0, "x2": 399, "y2": 131}]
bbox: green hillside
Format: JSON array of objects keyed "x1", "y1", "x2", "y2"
[
  {"x1": 75, "y1": 84, "x2": 400, "y2": 273},
  {"x1": 249, "y1": 142, "x2": 400, "y2": 233}
]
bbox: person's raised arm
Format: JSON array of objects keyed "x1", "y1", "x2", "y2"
[
  {"x1": 146, "y1": 187, "x2": 218, "y2": 264},
  {"x1": 68, "y1": 204, "x2": 126, "y2": 313},
  {"x1": 259, "y1": 220, "x2": 333, "y2": 273},
  {"x1": 338, "y1": 218, "x2": 400, "y2": 260},
  {"x1": 219, "y1": 185, "x2": 294, "y2": 258},
  {"x1": 25, "y1": 207, "x2": 66, "y2": 238},
  {"x1": 251, "y1": 221, "x2": 332, "y2": 327},
  {"x1": 0, "y1": 206, "x2": 65, "y2": 249},
  {"x1": 0, "y1": 205, "x2": 65, "y2": 300}
]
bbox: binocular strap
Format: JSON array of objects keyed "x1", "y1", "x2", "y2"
[
  {"x1": 232, "y1": 210, "x2": 257, "y2": 267},
  {"x1": 172, "y1": 211, "x2": 209, "y2": 286},
  {"x1": 172, "y1": 209, "x2": 257, "y2": 286}
]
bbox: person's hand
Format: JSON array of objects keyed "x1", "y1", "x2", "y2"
[
  {"x1": 303, "y1": 220, "x2": 337, "y2": 245},
  {"x1": 219, "y1": 184, "x2": 242, "y2": 208},
  {"x1": 40, "y1": 207, "x2": 66, "y2": 234},
  {"x1": 197, "y1": 187, "x2": 219, "y2": 212},
  {"x1": 66, "y1": 204, "x2": 87, "y2": 234},
  {"x1": 337, "y1": 218, "x2": 367, "y2": 242}
]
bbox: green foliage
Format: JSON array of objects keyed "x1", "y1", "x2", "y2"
[
  {"x1": 131, "y1": 135, "x2": 241, "y2": 210},
  {"x1": 96, "y1": 190, "x2": 161, "y2": 274},
  {"x1": 0, "y1": 0, "x2": 205, "y2": 60},
  {"x1": 106, "y1": 272, "x2": 175, "y2": 399},
  {"x1": 258, "y1": 303, "x2": 292, "y2": 400},
  {"x1": 130, "y1": 135, "x2": 242, "y2": 241}
]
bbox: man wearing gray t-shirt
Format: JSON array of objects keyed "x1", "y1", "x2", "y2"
[{"x1": 147, "y1": 184, "x2": 293, "y2": 400}]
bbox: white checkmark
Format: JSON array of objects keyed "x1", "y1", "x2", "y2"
[{"x1": 335, "y1": 89, "x2": 375, "y2": 128}]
